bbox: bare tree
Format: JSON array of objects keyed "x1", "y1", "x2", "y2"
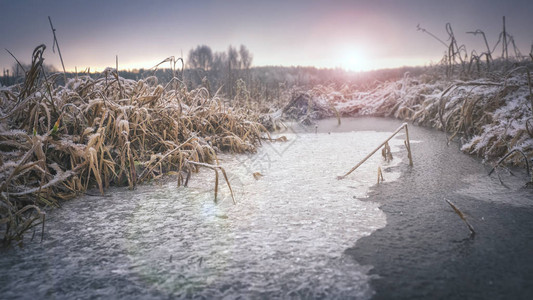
[
  {"x1": 212, "y1": 51, "x2": 227, "y2": 73},
  {"x1": 184, "y1": 44, "x2": 254, "y2": 97},
  {"x1": 239, "y1": 44, "x2": 253, "y2": 70},
  {"x1": 227, "y1": 45, "x2": 240, "y2": 98},
  {"x1": 12, "y1": 63, "x2": 57, "y2": 75},
  {"x1": 227, "y1": 45, "x2": 239, "y2": 70},
  {"x1": 187, "y1": 45, "x2": 213, "y2": 70}
]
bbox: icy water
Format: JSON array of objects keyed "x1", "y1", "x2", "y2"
[
  {"x1": 345, "y1": 120, "x2": 533, "y2": 299},
  {"x1": 0, "y1": 118, "x2": 409, "y2": 299}
]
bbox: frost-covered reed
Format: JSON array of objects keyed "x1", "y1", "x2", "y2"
[
  {"x1": 0, "y1": 45, "x2": 267, "y2": 246},
  {"x1": 279, "y1": 63, "x2": 532, "y2": 169}
]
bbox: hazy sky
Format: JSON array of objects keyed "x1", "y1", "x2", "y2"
[{"x1": 1, "y1": 0, "x2": 532, "y2": 72}]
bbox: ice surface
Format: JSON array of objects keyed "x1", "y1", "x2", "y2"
[{"x1": 0, "y1": 126, "x2": 408, "y2": 299}]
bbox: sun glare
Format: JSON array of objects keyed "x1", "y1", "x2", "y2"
[{"x1": 339, "y1": 46, "x2": 373, "y2": 72}]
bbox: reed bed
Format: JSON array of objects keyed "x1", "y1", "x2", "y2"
[
  {"x1": 277, "y1": 64, "x2": 532, "y2": 171},
  {"x1": 0, "y1": 45, "x2": 267, "y2": 246}
]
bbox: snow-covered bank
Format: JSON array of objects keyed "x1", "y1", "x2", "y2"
[{"x1": 285, "y1": 69, "x2": 533, "y2": 167}]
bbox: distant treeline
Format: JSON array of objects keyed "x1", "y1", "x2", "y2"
[
  {"x1": 0, "y1": 43, "x2": 432, "y2": 98},
  {"x1": 1, "y1": 64, "x2": 431, "y2": 96}
]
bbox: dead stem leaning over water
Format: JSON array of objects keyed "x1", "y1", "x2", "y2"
[
  {"x1": 337, "y1": 123, "x2": 413, "y2": 180},
  {"x1": 0, "y1": 45, "x2": 268, "y2": 246},
  {"x1": 445, "y1": 199, "x2": 476, "y2": 237}
]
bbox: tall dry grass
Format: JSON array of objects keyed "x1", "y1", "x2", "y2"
[{"x1": 0, "y1": 45, "x2": 268, "y2": 246}]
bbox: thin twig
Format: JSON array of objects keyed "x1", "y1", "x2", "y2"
[
  {"x1": 48, "y1": 16, "x2": 67, "y2": 84},
  {"x1": 488, "y1": 149, "x2": 531, "y2": 185},
  {"x1": 4, "y1": 48, "x2": 27, "y2": 73}
]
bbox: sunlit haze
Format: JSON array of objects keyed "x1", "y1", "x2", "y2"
[{"x1": 1, "y1": 0, "x2": 532, "y2": 73}]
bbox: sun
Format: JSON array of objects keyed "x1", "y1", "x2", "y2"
[{"x1": 339, "y1": 46, "x2": 372, "y2": 72}]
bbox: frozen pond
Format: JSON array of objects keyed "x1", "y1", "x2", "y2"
[{"x1": 0, "y1": 118, "x2": 409, "y2": 299}]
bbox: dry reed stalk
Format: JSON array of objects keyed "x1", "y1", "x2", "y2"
[
  {"x1": 467, "y1": 30, "x2": 493, "y2": 70},
  {"x1": 381, "y1": 142, "x2": 393, "y2": 162},
  {"x1": 445, "y1": 199, "x2": 475, "y2": 236},
  {"x1": 47, "y1": 16, "x2": 67, "y2": 84},
  {"x1": 186, "y1": 161, "x2": 236, "y2": 204},
  {"x1": 328, "y1": 102, "x2": 341, "y2": 126},
  {"x1": 404, "y1": 124, "x2": 413, "y2": 166},
  {"x1": 377, "y1": 166, "x2": 384, "y2": 184},
  {"x1": 337, "y1": 123, "x2": 413, "y2": 180}
]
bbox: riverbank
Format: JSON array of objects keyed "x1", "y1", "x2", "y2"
[
  {"x1": 1, "y1": 117, "x2": 408, "y2": 299},
  {"x1": 1, "y1": 116, "x2": 531, "y2": 298},
  {"x1": 280, "y1": 67, "x2": 533, "y2": 168},
  {"x1": 345, "y1": 121, "x2": 533, "y2": 299}
]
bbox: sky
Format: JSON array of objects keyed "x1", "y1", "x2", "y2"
[{"x1": 0, "y1": 0, "x2": 532, "y2": 73}]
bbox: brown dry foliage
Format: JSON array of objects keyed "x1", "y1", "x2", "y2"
[{"x1": 0, "y1": 45, "x2": 267, "y2": 246}]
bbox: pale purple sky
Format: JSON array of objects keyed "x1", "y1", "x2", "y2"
[{"x1": 1, "y1": 0, "x2": 532, "y2": 72}]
